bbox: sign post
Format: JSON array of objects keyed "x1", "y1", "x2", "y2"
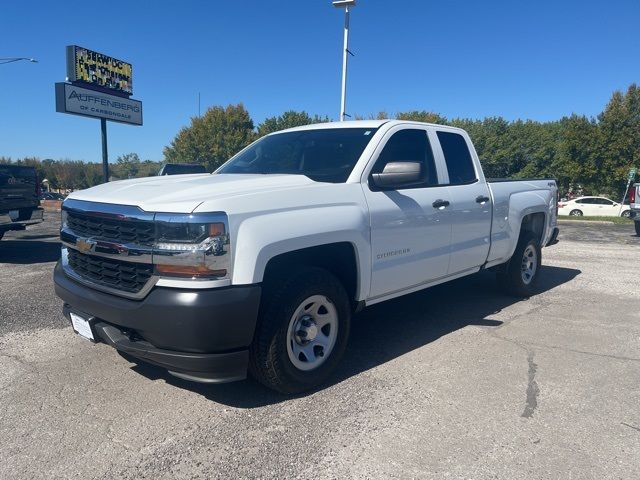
[
  {"x1": 101, "y1": 119, "x2": 109, "y2": 182},
  {"x1": 55, "y1": 45, "x2": 142, "y2": 183},
  {"x1": 619, "y1": 167, "x2": 637, "y2": 216}
]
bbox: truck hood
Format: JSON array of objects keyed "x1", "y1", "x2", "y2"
[{"x1": 67, "y1": 174, "x2": 317, "y2": 213}]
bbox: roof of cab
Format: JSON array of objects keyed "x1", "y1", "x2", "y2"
[{"x1": 273, "y1": 119, "x2": 462, "y2": 134}]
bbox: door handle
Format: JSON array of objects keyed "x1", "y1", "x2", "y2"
[
  {"x1": 476, "y1": 195, "x2": 490, "y2": 204},
  {"x1": 432, "y1": 199, "x2": 450, "y2": 209}
]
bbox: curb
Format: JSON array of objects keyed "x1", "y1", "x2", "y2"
[{"x1": 557, "y1": 219, "x2": 615, "y2": 225}]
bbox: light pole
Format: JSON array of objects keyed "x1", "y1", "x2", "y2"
[
  {"x1": 0, "y1": 57, "x2": 38, "y2": 65},
  {"x1": 333, "y1": 0, "x2": 355, "y2": 121}
]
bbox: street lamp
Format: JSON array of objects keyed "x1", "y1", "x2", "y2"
[
  {"x1": 0, "y1": 57, "x2": 38, "y2": 65},
  {"x1": 333, "y1": 0, "x2": 356, "y2": 121}
]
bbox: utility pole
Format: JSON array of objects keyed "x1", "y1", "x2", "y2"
[{"x1": 333, "y1": 1, "x2": 356, "y2": 121}]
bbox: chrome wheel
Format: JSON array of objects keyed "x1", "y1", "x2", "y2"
[
  {"x1": 286, "y1": 295, "x2": 338, "y2": 371},
  {"x1": 569, "y1": 209, "x2": 582, "y2": 216},
  {"x1": 621, "y1": 210, "x2": 631, "y2": 218},
  {"x1": 521, "y1": 245, "x2": 537, "y2": 285}
]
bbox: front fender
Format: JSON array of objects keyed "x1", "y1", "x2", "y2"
[{"x1": 231, "y1": 205, "x2": 371, "y2": 300}]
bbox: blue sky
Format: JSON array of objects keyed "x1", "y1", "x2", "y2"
[{"x1": 1, "y1": 0, "x2": 638, "y2": 163}]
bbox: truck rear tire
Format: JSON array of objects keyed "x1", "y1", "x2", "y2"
[
  {"x1": 497, "y1": 232, "x2": 541, "y2": 297},
  {"x1": 635, "y1": 221, "x2": 640, "y2": 236},
  {"x1": 249, "y1": 267, "x2": 351, "y2": 394}
]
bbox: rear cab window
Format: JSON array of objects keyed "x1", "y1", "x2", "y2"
[{"x1": 436, "y1": 131, "x2": 477, "y2": 185}]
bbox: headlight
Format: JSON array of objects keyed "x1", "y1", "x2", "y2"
[{"x1": 153, "y1": 213, "x2": 230, "y2": 279}]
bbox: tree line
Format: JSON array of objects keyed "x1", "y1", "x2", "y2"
[
  {"x1": 0, "y1": 154, "x2": 162, "y2": 191},
  {"x1": 3, "y1": 84, "x2": 639, "y2": 198}
]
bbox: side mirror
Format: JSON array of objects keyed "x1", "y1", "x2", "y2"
[{"x1": 371, "y1": 162, "x2": 422, "y2": 189}]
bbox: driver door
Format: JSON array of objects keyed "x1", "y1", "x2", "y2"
[{"x1": 364, "y1": 126, "x2": 452, "y2": 300}]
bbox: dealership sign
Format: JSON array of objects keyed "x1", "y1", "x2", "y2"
[
  {"x1": 66, "y1": 45, "x2": 133, "y2": 97},
  {"x1": 55, "y1": 46, "x2": 142, "y2": 182},
  {"x1": 55, "y1": 83, "x2": 142, "y2": 125}
]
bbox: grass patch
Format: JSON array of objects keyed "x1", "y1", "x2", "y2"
[{"x1": 558, "y1": 215, "x2": 634, "y2": 224}]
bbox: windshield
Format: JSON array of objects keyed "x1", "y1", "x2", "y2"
[{"x1": 218, "y1": 127, "x2": 378, "y2": 183}]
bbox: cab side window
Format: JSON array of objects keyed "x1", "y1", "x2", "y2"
[
  {"x1": 437, "y1": 131, "x2": 477, "y2": 185},
  {"x1": 370, "y1": 129, "x2": 438, "y2": 188}
]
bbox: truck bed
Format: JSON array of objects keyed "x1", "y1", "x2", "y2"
[{"x1": 485, "y1": 178, "x2": 558, "y2": 267}]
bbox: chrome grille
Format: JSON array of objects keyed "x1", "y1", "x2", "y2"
[
  {"x1": 66, "y1": 211, "x2": 155, "y2": 245},
  {"x1": 67, "y1": 249, "x2": 153, "y2": 294}
]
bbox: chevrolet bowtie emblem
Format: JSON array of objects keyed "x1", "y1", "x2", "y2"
[{"x1": 76, "y1": 238, "x2": 96, "y2": 253}]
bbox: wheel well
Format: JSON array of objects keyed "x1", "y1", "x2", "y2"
[
  {"x1": 262, "y1": 243, "x2": 359, "y2": 307},
  {"x1": 520, "y1": 212, "x2": 546, "y2": 245}
]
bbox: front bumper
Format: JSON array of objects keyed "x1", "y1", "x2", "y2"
[{"x1": 54, "y1": 261, "x2": 261, "y2": 383}]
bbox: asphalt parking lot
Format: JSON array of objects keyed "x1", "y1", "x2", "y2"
[{"x1": 1, "y1": 214, "x2": 639, "y2": 479}]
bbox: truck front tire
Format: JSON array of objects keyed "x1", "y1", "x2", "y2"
[
  {"x1": 497, "y1": 232, "x2": 541, "y2": 297},
  {"x1": 249, "y1": 267, "x2": 351, "y2": 394}
]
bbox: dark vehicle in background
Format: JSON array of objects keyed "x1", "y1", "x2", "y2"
[
  {"x1": 40, "y1": 192, "x2": 66, "y2": 201},
  {"x1": 158, "y1": 163, "x2": 207, "y2": 176},
  {"x1": 0, "y1": 164, "x2": 44, "y2": 240}
]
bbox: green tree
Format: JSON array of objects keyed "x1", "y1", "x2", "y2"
[
  {"x1": 257, "y1": 110, "x2": 329, "y2": 136},
  {"x1": 114, "y1": 152, "x2": 141, "y2": 179},
  {"x1": 596, "y1": 84, "x2": 640, "y2": 197},
  {"x1": 547, "y1": 115, "x2": 599, "y2": 195},
  {"x1": 395, "y1": 110, "x2": 448, "y2": 124},
  {"x1": 354, "y1": 111, "x2": 390, "y2": 120},
  {"x1": 138, "y1": 159, "x2": 162, "y2": 177},
  {"x1": 163, "y1": 104, "x2": 255, "y2": 171}
]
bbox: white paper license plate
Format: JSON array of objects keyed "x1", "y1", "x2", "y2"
[
  {"x1": 8, "y1": 210, "x2": 19, "y2": 220},
  {"x1": 70, "y1": 312, "x2": 95, "y2": 341}
]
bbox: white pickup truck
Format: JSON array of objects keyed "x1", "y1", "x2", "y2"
[{"x1": 54, "y1": 120, "x2": 559, "y2": 393}]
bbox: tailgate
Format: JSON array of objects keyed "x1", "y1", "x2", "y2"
[{"x1": 0, "y1": 165, "x2": 38, "y2": 212}]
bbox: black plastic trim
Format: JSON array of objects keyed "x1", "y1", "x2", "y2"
[
  {"x1": 546, "y1": 227, "x2": 560, "y2": 247},
  {"x1": 54, "y1": 261, "x2": 261, "y2": 354},
  {"x1": 486, "y1": 178, "x2": 555, "y2": 183},
  {"x1": 63, "y1": 308, "x2": 249, "y2": 382}
]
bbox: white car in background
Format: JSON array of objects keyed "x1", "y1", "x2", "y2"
[{"x1": 558, "y1": 196, "x2": 631, "y2": 217}]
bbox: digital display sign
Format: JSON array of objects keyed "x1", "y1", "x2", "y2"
[{"x1": 66, "y1": 45, "x2": 133, "y2": 97}]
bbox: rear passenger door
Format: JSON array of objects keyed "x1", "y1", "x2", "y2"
[
  {"x1": 433, "y1": 129, "x2": 492, "y2": 275},
  {"x1": 364, "y1": 126, "x2": 452, "y2": 299}
]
